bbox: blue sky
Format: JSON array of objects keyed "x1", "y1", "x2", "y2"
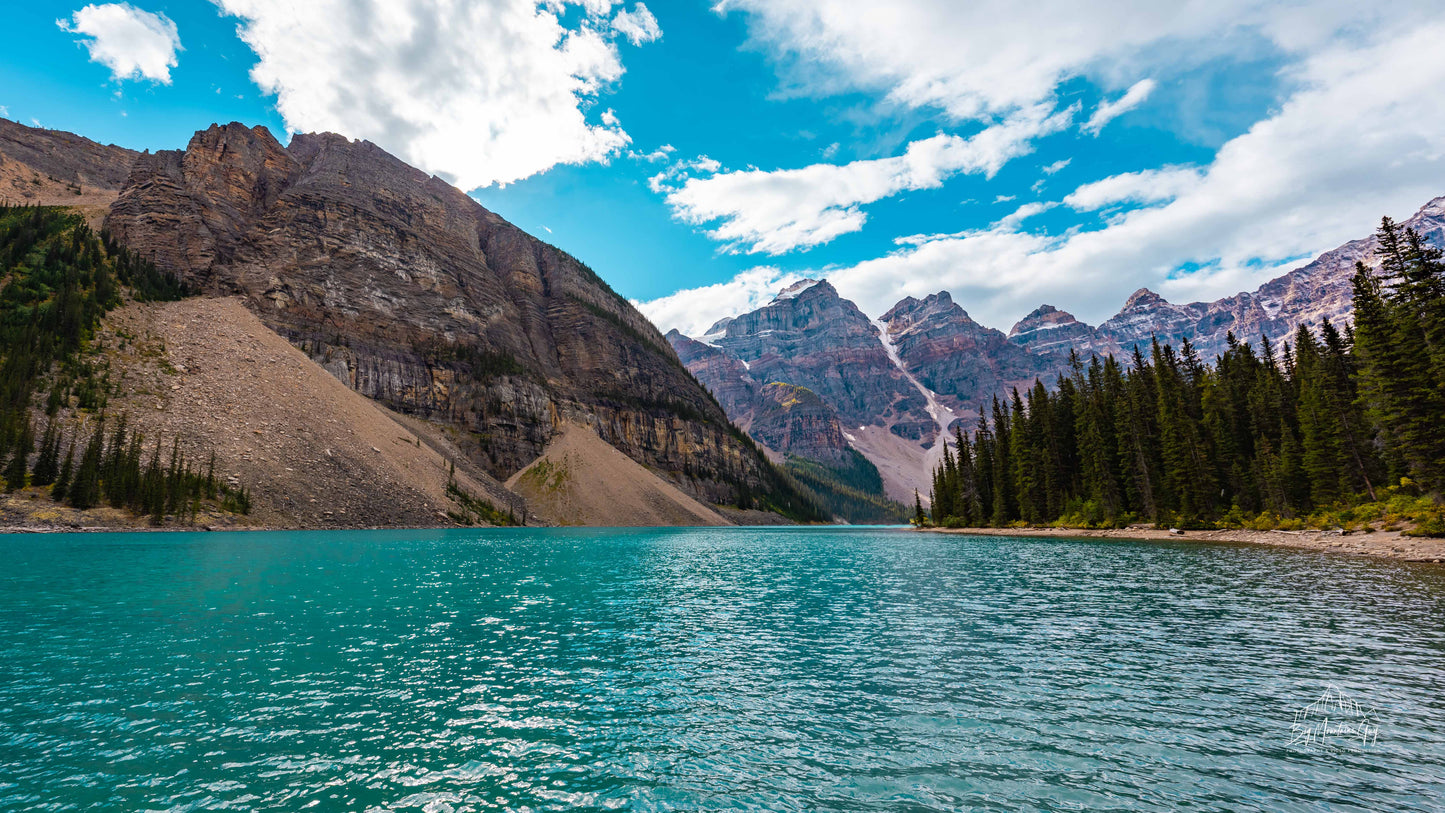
[{"x1": 6, "y1": 1, "x2": 1445, "y2": 335}]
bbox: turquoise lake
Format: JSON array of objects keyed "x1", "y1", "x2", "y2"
[{"x1": 1, "y1": 527, "x2": 1443, "y2": 811}]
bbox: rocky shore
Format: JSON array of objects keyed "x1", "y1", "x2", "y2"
[{"x1": 922, "y1": 525, "x2": 1445, "y2": 562}]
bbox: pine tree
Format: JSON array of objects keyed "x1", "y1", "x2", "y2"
[
  {"x1": 31, "y1": 419, "x2": 61, "y2": 486},
  {"x1": 1294, "y1": 324, "x2": 1348, "y2": 506},
  {"x1": 51, "y1": 441, "x2": 74, "y2": 502},
  {"x1": 989, "y1": 396, "x2": 1016, "y2": 525},
  {"x1": 67, "y1": 418, "x2": 106, "y2": 510},
  {"x1": 3, "y1": 418, "x2": 32, "y2": 491},
  {"x1": 1118, "y1": 345, "x2": 1162, "y2": 520},
  {"x1": 1318, "y1": 318, "x2": 1378, "y2": 499},
  {"x1": 913, "y1": 490, "x2": 927, "y2": 526}
]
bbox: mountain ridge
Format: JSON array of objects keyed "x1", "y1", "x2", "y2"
[{"x1": 673, "y1": 194, "x2": 1445, "y2": 503}]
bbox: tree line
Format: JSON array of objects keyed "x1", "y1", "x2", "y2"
[
  {"x1": 924, "y1": 217, "x2": 1445, "y2": 531},
  {"x1": 0, "y1": 204, "x2": 249, "y2": 523},
  {"x1": 15, "y1": 412, "x2": 251, "y2": 521}
]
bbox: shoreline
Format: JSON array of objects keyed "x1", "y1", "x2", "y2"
[
  {"x1": 4, "y1": 517, "x2": 1442, "y2": 563},
  {"x1": 919, "y1": 525, "x2": 1445, "y2": 563}
]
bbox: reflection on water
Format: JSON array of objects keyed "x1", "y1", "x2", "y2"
[{"x1": 1, "y1": 527, "x2": 1442, "y2": 810}]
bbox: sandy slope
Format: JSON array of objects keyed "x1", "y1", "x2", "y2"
[
  {"x1": 923, "y1": 526, "x2": 1445, "y2": 563},
  {"x1": 507, "y1": 422, "x2": 728, "y2": 527},
  {"x1": 98, "y1": 296, "x2": 525, "y2": 528},
  {"x1": 846, "y1": 425, "x2": 937, "y2": 504}
]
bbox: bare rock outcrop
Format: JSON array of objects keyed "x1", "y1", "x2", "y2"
[
  {"x1": 0, "y1": 117, "x2": 138, "y2": 193},
  {"x1": 700, "y1": 279, "x2": 932, "y2": 442},
  {"x1": 749, "y1": 383, "x2": 851, "y2": 466},
  {"x1": 1034, "y1": 196, "x2": 1445, "y2": 361},
  {"x1": 103, "y1": 122, "x2": 794, "y2": 510},
  {"x1": 882, "y1": 291, "x2": 1046, "y2": 413}
]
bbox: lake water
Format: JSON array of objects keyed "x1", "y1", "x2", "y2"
[{"x1": 1, "y1": 527, "x2": 1443, "y2": 811}]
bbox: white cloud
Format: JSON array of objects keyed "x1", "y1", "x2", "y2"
[
  {"x1": 1062, "y1": 166, "x2": 1202, "y2": 211},
  {"x1": 58, "y1": 3, "x2": 181, "y2": 84},
  {"x1": 629, "y1": 143, "x2": 674, "y2": 162},
  {"x1": 600, "y1": 108, "x2": 620, "y2": 126},
  {"x1": 717, "y1": 0, "x2": 1420, "y2": 121},
  {"x1": 634, "y1": 266, "x2": 804, "y2": 336},
  {"x1": 644, "y1": 20, "x2": 1445, "y2": 333},
  {"x1": 646, "y1": 153, "x2": 723, "y2": 193},
  {"x1": 661, "y1": 104, "x2": 1074, "y2": 254},
  {"x1": 612, "y1": 3, "x2": 662, "y2": 45},
  {"x1": 0, "y1": 106, "x2": 8, "y2": 118},
  {"x1": 1042, "y1": 158, "x2": 1071, "y2": 174},
  {"x1": 690, "y1": 155, "x2": 721, "y2": 173},
  {"x1": 215, "y1": 0, "x2": 662, "y2": 189},
  {"x1": 995, "y1": 201, "x2": 1056, "y2": 230},
  {"x1": 1082, "y1": 78, "x2": 1157, "y2": 135}
]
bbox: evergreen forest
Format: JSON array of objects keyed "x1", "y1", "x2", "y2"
[{"x1": 924, "y1": 218, "x2": 1445, "y2": 536}]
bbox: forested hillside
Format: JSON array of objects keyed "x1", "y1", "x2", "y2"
[
  {"x1": 0, "y1": 204, "x2": 249, "y2": 523},
  {"x1": 925, "y1": 218, "x2": 1445, "y2": 536}
]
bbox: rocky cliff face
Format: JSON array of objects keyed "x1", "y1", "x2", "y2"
[
  {"x1": 1094, "y1": 288, "x2": 1211, "y2": 357},
  {"x1": 0, "y1": 117, "x2": 138, "y2": 193},
  {"x1": 700, "y1": 279, "x2": 933, "y2": 442},
  {"x1": 1183, "y1": 196, "x2": 1445, "y2": 358},
  {"x1": 1007, "y1": 304, "x2": 1113, "y2": 357},
  {"x1": 749, "y1": 383, "x2": 851, "y2": 466},
  {"x1": 103, "y1": 122, "x2": 792, "y2": 509},
  {"x1": 666, "y1": 329, "x2": 758, "y2": 419},
  {"x1": 0, "y1": 118, "x2": 140, "y2": 224},
  {"x1": 880, "y1": 291, "x2": 1049, "y2": 415}
]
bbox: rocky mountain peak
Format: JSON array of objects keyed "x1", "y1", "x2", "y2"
[
  {"x1": 1008, "y1": 304, "x2": 1078, "y2": 335},
  {"x1": 701, "y1": 316, "x2": 735, "y2": 340},
  {"x1": 879, "y1": 289, "x2": 1040, "y2": 411},
  {"x1": 677, "y1": 278, "x2": 930, "y2": 437},
  {"x1": 1123, "y1": 288, "x2": 1167, "y2": 309},
  {"x1": 724, "y1": 278, "x2": 866, "y2": 339},
  {"x1": 881, "y1": 290, "x2": 973, "y2": 332},
  {"x1": 1007, "y1": 303, "x2": 1104, "y2": 356},
  {"x1": 771, "y1": 278, "x2": 827, "y2": 302}
]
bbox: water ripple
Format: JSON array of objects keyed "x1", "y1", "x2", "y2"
[{"x1": 1, "y1": 527, "x2": 1442, "y2": 811}]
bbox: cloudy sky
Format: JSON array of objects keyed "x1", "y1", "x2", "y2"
[{"x1": 7, "y1": 1, "x2": 1445, "y2": 335}]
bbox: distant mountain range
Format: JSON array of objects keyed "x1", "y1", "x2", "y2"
[{"x1": 668, "y1": 196, "x2": 1445, "y2": 503}]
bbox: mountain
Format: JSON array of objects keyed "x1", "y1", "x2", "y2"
[
  {"x1": 738, "y1": 382, "x2": 905, "y2": 524},
  {"x1": 673, "y1": 194, "x2": 1445, "y2": 505},
  {"x1": 0, "y1": 117, "x2": 137, "y2": 194},
  {"x1": 99, "y1": 122, "x2": 819, "y2": 517},
  {"x1": 665, "y1": 329, "x2": 759, "y2": 420},
  {"x1": 695, "y1": 279, "x2": 934, "y2": 439},
  {"x1": 1007, "y1": 304, "x2": 1113, "y2": 357},
  {"x1": 0, "y1": 117, "x2": 822, "y2": 526},
  {"x1": 666, "y1": 279, "x2": 951, "y2": 504},
  {"x1": 1030, "y1": 196, "x2": 1445, "y2": 360},
  {"x1": 880, "y1": 291, "x2": 1050, "y2": 416}
]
